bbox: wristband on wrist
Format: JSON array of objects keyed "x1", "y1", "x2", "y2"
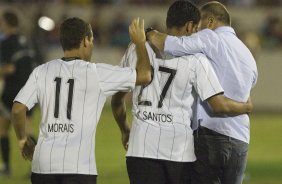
[
  {"x1": 145, "y1": 27, "x2": 155, "y2": 40},
  {"x1": 145, "y1": 27, "x2": 155, "y2": 34}
]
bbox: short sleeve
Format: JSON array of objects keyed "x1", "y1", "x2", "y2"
[
  {"x1": 120, "y1": 42, "x2": 154, "y2": 68},
  {"x1": 193, "y1": 54, "x2": 224, "y2": 101},
  {"x1": 252, "y1": 69, "x2": 258, "y2": 88},
  {"x1": 119, "y1": 43, "x2": 138, "y2": 68},
  {"x1": 14, "y1": 67, "x2": 39, "y2": 110},
  {"x1": 96, "y1": 63, "x2": 136, "y2": 96}
]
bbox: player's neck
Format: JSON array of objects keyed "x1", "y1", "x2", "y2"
[{"x1": 63, "y1": 50, "x2": 82, "y2": 60}]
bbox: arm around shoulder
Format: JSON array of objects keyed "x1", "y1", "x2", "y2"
[{"x1": 146, "y1": 30, "x2": 167, "y2": 52}]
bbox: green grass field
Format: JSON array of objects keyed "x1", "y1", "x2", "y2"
[{"x1": 1, "y1": 105, "x2": 282, "y2": 184}]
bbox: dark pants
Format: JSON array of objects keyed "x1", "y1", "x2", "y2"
[
  {"x1": 127, "y1": 157, "x2": 192, "y2": 184},
  {"x1": 192, "y1": 126, "x2": 248, "y2": 184},
  {"x1": 31, "y1": 173, "x2": 97, "y2": 184}
]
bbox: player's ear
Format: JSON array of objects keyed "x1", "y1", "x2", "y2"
[
  {"x1": 82, "y1": 37, "x2": 87, "y2": 47},
  {"x1": 207, "y1": 16, "x2": 216, "y2": 29},
  {"x1": 192, "y1": 24, "x2": 199, "y2": 33},
  {"x1": 83, "y1": 36, "x2": 90, "y2": 47},
  {"x1": 185, "y1": 21, "x2": 194, "y2": 35},
  {"x1": 84, "y1": 36, "x2": 93, "y2": 47}
]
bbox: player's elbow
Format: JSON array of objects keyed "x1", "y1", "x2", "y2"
[
  {"x1": 136, "y1": 70, "x2": 152, "y2": 86},
  {"x1": 140, "y1": 72, "x2": 152, "y2": 85}
]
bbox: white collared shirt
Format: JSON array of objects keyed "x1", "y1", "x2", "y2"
[{"x1": 165, "y1": 26, "x2": 258, "y2": 143}]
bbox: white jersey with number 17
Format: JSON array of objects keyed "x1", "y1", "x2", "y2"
[
  {"x1": 121, "y1": 43, "x2": 223, "y2": 162},
  {"x1": 14, "y1": 59, "x2": 136, "y2": 175}
]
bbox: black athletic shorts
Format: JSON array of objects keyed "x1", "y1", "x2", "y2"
[
  {"x1": 126, "y1": 157, "x2": 192, "y2": 184},
  {"x1": 31, "y1": 173, "x2": 97, "y2": 184}
]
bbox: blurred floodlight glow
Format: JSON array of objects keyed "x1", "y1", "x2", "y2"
[{"x1": 38, "y1": 16, "x2": 55, "y2": 31}]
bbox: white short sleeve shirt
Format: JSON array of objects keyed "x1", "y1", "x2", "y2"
[
  {"x1": 14, "y1": 59, "x2": 136, "y2": 175},
  {"x1": 121, "y1": 43, "x2": 223, "y2": 162},
  {"x1": 164, "y1": 27, "x2": 258, "y2": 143}
]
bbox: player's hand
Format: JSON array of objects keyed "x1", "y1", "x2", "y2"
[
  {"x1": 129, "y1": 17, "x2": 145, "y2": 45},
  {"x1": 121, "y1": 126, "x2": 130, "y2": 150},
  {"x1": 19, "y1": 136, "x2": 36, "y2": 161}
]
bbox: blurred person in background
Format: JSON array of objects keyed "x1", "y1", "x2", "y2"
[
  {"x1": 261, "y1": 15, "x2": 282, "y2": 49},
  {"x1": 109, "y1": 12, "x2": 131, "y2": 49},
  {"x1": 112, "y1": 1, "x2": 253, "y2": 184},
  {"x1": 11, "y1": 17, "x2": 151, "y2": 184},
  {"x1": 30, "y1": 11, "x2": 49, "y2": 66},
  {"x1": 90, "y1": 12, "x2": 103, "y2": 46},
  {"x1": 0, "y1": 10, "x2": 36, "y2": 177},
  {"x1": 147, "y1": 1, "x2": 258, "y2": 184},
  {"x1": 241, "y1": 31, "x2": 262, "y2": 59}
]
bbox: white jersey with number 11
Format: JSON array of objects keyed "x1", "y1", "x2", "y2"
[{"x1": 14, "y1": 58, "x2": 136, "y2": 175}]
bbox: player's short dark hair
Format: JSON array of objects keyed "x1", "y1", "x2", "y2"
[
  {"x1": 60, "y1": 17, "x2": 92, "y2": 51},
  {"x1": 2, "y1": 10, "x2": 19, "y2": 27},
  {"x1": 166, "y1": 0, "x2": 200, "y2": 28},
  {"x1": 200, "y1": 1, "x2": 231, "y2": 26}
]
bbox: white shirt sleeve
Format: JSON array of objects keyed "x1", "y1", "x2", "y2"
[
  {"x1": 120, "y1": 42, "x2": 155, "y2": 68},
  {"x1": 108, "y1": 42, "x2": 154, "y2": 96},
  {"x1": 164, "y1": 29, "x2": 219, "y2": 59},
  {"x1": 96, "y1": 63, "x2": 136, "y2": 96},
  {"x1": 193, "y1": 54, "x2": 224, "y2": 101},
  {"x1": 252, "y1": 70, "x2": 258, "y2": 88},
  {"x1": 14, "y1": 67, "x2": 39, "y2": 110},
  {"x1": 120, "y1": 43, "x2": 138, "y2": 68}
]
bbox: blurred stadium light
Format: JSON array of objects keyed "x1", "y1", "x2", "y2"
[{"x1": 38, "y1": 16, "x2": 55, "y2": 31}]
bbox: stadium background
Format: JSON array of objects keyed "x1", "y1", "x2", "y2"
[{"x1": 0, "y1": 0, "x2": 281, "y2": 183}]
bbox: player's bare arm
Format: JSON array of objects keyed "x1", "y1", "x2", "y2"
[
  {"x1": 11, "y1": 102, "x2": 35, "y2": 161},
  {"x1": 129, "y1": 18, "x2": 151, "y2": 86},
  {"x1": 207, "y1": 95, "x2": 253, "y2": 115},
  {"x1": 111, "y1": 92, "x2": 130, "y2": 150},
  {"x1": 146, "y1": 30, "x2": 167, "y2": 52}
]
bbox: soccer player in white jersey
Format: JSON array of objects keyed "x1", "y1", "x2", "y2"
[
  {"x1": 111, "y1": 1, "x2": 252, "y2": 184},
  {"x1": 10, "y1": 17, "x2": 151, "y2": 184}
]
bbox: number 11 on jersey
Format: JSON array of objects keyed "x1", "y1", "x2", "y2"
[{"x1": 54, "y1": 77, "x2": 74, "y2": 120}]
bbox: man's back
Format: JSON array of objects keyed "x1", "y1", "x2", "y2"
[
  {"x1": 165, "y1": 26, "x2": 258, "y2": 143},
  {"x1": 201, "y1": 27, "x2": 257, "y2": 100},
  {"x1": 15, "y1": 58, "x2": 136, "y2": 174},
  {"x1": 195, "y1": 27, "x2": 258, "y2": 143},
  {"x1": 121, "y1": 43, "x2": 223, "y2": 162}
]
